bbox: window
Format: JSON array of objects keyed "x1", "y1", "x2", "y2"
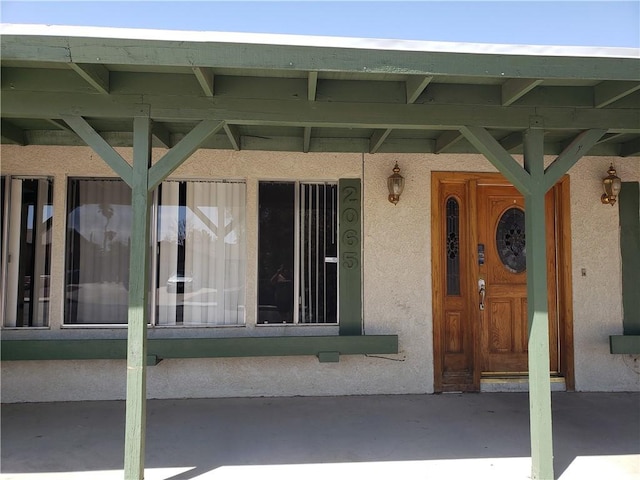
[
  {"x1": 65, "y1": 178, "x2": 246, "y2": 326},
  {"x1": 155, "y1": 180, "x2": 246, "y2": 326},
  {"x1": 446, "y1": 197, "x2": 460, "y2": 296},
  {"x1": 258, "y1": 181, "x2": 338, "y2": 324},
  {"x1": 65, "y1": 179, "x2": 131, "y2": 324},
  {"x1": 2, "y1": 177, "x2": 53, "y2": 327}
]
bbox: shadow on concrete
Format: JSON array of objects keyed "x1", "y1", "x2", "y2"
[{"x1": 1, "y1": 392, "x2": 638, "y2": 479}]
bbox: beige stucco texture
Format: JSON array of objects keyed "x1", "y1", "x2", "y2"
[{"x1": 1, "y1": 146, "x2": 638, "y2": 402}]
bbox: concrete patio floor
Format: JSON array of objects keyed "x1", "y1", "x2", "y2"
[{"x1": 1, "y1": 392, "x2": 638, "y2": 480}]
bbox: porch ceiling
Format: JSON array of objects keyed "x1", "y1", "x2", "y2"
[{"x1": 1, "y1": 24, "x2": 639, "y2": 157}]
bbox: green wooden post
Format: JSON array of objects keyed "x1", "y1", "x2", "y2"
[
  {"x1": 124, "y1": 114, "x2": 152, "y2": 480},
  {"x1": 523, "y1": 128, "x2": 554, "y2": 480},
  {"x1": 339, "y1": 179, "x2": 362, "y2": 335},
  {"x1": 460, "y1": 124, "x2": 605, "y2": 480}
]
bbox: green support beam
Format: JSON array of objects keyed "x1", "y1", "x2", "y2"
[
  {"x1": 124, "y1": 115, "x2": 153, "y2": 480},
  {"x1": 461, "y1": 123, "x2": 601, "y2": 480},
  {"x1": 4, "y1": 91, "x2": 639, "y2": 133},
  {"x1": 3, "y1": 31, "x2": 639, "y2": 81},
  {"x1": 522, "y1": 128, "x2": 554, "y2": 480}
]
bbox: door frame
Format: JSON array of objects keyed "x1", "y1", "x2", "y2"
[{"x1": 431, "y1": 172, "x2": 575, "y2": 392}]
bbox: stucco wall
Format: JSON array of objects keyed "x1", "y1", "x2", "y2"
[
  {"x1": 1, "y1": 145, "x2": 638, "y2": 402},
  {"x1": 567, "y1": 158, "x2": 640, "y2": 391}
]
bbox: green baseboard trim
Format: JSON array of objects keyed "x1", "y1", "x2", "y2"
[
  {"x1": 609, "y1": 335, "x2": 640, "y2": 354},
  {"x1": 1, "y1": 335, "x2": 398, "y2": 362}
]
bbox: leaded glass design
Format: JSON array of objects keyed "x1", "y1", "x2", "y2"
[
  {"x1": 446, "y1": 197, "x2": 460, "y2": 295},
  {"x1": 496, "y1": 207, "x2": 526, "y2": 273}
]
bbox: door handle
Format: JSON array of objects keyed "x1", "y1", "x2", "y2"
[{"x1": 478, "y1": 279, "x2": 486, "y2": 311}]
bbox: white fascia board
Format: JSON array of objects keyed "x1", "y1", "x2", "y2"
[{"x1": 1, "y1": 23, "x2": 638, "y2": 59}]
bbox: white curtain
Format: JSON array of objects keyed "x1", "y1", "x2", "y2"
[
  {"x1": 157, "y1": 181, "x2": 245, "y2": 326},
  {"x1": 68, "y1": 179, "x2": 131, "y2": 324}
]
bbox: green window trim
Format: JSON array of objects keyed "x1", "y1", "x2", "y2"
[
  {"x1": 0, "y1": 335, "x2": 398, "y2": 363},
  {"x1": 610, "y1": 181, "x2": 640, "y2": 354},
  {"x1": 338, "y1": 178, "x2": 362, "y2": 335}
]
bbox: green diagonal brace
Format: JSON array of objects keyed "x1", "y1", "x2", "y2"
[
  {"x1": 460, "y1": 126, "x2": 531, "y2": 194},
  {"x1": 61, "y1": 115, "x2": 133, "y2": 187},
  {"x1": 147, "y1": 119, "x2": 224, "y2": 191},
  {"x1": 543, "y1": 129, "x2": 606, "y2": 191}
]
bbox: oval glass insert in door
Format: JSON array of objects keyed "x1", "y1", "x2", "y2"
[{"x1": 495, "y1": 207, "x2": 526, "y2": 273}]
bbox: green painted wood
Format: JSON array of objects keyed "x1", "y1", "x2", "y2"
[
  {"x1": 1, "y1": 66, "x2": 98, "y2": 93},
  {"x1": 499, "y1": 131, "x2": 524, "y2": 152},
  {"x1": 3, "y1": 32, "x2": 639, "y2": 81},
  {"x1": 191, "y1": 67, "x2": 214, "y2": 97},
  {"x1": 609, "y1": 335, "x2": 640, "y2": 354},
  {"x1": 619, "y1": 182, "x2": 640, "y2": 335},
  {"x1": 303, "y1": 127, "x2": 312, "y2": 153},
  {"x1": 369, "y1": 129, "x2": 392, "y2": 153},
  {"x1": 318, "y1": 352, "x2": 340, "y2": 363},
  {"x1": 0, "y1": 335, "x2": 399, "y2": 361},
  {"x1": 339, "y1": 179, "x2": 362, "y2": 336},
  {"x1": 620, "y1": 138, "x2": 640, "y2": 157},
  {"x1": 124, "y1": 115, "x2": 153, "y2": 480},
  {"x1": 61, "y1": 115, "x2": 133, "y2": 187},
  {"x1": 69, "y1": 63, "x2": 110, "y2": 94},
  {"x1": 435, "y1": 130, "x2": 463, "y2": 153},
  {"x1": 543, "y1": 129, "x2": 606, "y2": 192},
  {"x1": 460, "y1": 126, "x2": 531, "y2": 193},
  {"x1": 3, "y1": 68, "x2": 614, "y2": 111},
  {"x1": 4, "y1": 91, "x2": 639, "y2": 133},
  {"x1": 1, "y1": 339, "x2": 127, "y2": 360},
  {"x1": 307, "y1": 71, "x2": 318, "y2": 101},
  {"x1": 523, "y1": 128, "x2": 554, "y2": 480},
  {"x1": 223, "y1": 123, "x2": 241, "y2": 151},
  {"x1": 406, "y1": 75, "x2": 432, "y2": 104},
  {"x1": 594, "y1": 81, "x2": 640, "y2": 108},
  {"x1": 151, "y1": 121, "x2": 172, "y2": 148},
  {"x1": 502, "y1": 78, "x2": 543, "y2": 106},
  {"x1": 147, "y1": 119, "x2": 225, "y2": 191},
  {"x1": 1, "y1": 120, "x2": 25, "y2": 145},
  {"x1": 7, "y1": 126, "x2": 628, "y2": 157}
]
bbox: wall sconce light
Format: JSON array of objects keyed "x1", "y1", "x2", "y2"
[
  {"x1": 387, "y1": 162, "x2": 405, "y2": 205},
  {"x1": 601, "y1": 164, "x2": 622, "y2": 206}
]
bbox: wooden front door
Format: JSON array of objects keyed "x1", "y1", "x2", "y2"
[
  {"x1": 476, "y1": 183, "x2": 558, "y2": 375},
  {"x1": 432, "y1": 173, "x2": 573, "y2": 392}
]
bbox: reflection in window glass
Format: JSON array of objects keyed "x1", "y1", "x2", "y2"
[
  {"x1": 65, "y1": 179, "x2": 131, "y2": 324},
  {"x1": 5, "y1": 178, "x2": 53, "y2": 327},
  {"x1": 156, "y1": 181, "x2": 246, "y2": 326}
]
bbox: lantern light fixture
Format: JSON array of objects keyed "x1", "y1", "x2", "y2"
[
  {"x1": 387, "y1": 162, "x2": 405, "y2": 205},
  {"x1": 601, "y1": 164, "x2": 622, "y2": 206}
]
